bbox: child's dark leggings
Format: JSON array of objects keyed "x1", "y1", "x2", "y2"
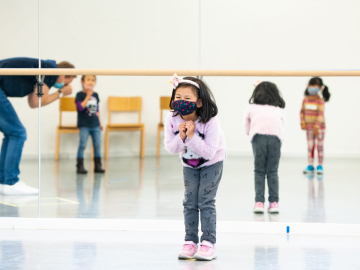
[
  {"x1": 252, "y1": 134, "x2": 281, "y2": 203},
  {"x1": 182, "y1": 161, "x2": 223, "y2": 244}
]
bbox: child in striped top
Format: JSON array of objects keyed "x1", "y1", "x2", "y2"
[{"x1": 300, "y1": 77, "x2": 330, "y2": 175}]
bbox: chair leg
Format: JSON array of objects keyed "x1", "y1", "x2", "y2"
[
  {"x1": 156, "y1": 127, "x2": 161, "y2": 158},
  {"x1": 55, "y1": 129, "x2": 60, "y2": 160},
  {"x1": 140, "y1": 127, "x2": 145, "y2": 158},
  {"x1": 105, "y1": 127, "x2": 109, "y2": 159}
]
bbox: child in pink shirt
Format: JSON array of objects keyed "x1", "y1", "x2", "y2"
[
  {"x1": 164, "y1": 74, "x2": 226, "y2": 261},
  {"x1": 244, "y1": 81, "x2": 286, "y2": 214}
]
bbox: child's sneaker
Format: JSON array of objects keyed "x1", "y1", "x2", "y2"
[
  {"x1": 317, "y1": 165, "x2": 324, "y2": 175},
  {"x1": 303, "y1": 165, "x2": 315, "y2": 174},
  {"x1": 268, "y1": 202, "x2": 279, "y2": 213},
  {"x1": 194, "y1": 240, "x2": 217, "y2": 261},
  {"x1": 253, "y1": 202, "x2": 265, "y2": 213},
  {"x1": 178, "y1": 241, "x2": 198, "y2": 260}
]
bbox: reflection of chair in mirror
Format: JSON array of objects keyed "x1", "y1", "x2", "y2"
[
  {"x1": 156, "y1": 96, "x2": 171, "y2": 157},
  {"x1": 104, "y1": 97, "x2": 145, "y2": 159},
  {"x1": 55, "y1": 97, "x2": 93, "y2": 160}
]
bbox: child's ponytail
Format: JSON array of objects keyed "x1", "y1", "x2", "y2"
[{"x1": 322, "y1": 85, "x2": 330, "y2": 102}]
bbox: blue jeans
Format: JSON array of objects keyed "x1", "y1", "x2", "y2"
[
  {"x1": 77, "y1": 127, "x2": 101, "y2": 159},
  {"x1": 0, "y1": 88, "x2": 27, "y2": 185}
]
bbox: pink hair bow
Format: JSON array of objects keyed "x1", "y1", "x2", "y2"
[
  {"x1": 169, "y1": 73, "x2": 200, "y2": 89},
  {"x1": 169, "y1": 73, "x2": 181, "y2": 89}
]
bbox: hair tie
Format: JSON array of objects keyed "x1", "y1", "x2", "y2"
[{"x1": 168, "y1": 73, "x2": 200, "y2": 89}]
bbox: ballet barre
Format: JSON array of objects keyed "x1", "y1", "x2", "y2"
[{"x1": 0, "y1": 69, "x2": 360, "y2": 76}]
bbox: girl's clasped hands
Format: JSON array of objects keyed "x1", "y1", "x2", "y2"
[{"x1": 178, "y1": 121, "x2": 195, "y2": 141}]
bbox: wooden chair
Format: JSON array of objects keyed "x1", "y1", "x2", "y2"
[
  {"x1": 156, "y1": 96, "x2": 171, "y2": 157},
  {"x1": 105, "y1": 97, "x2": 145, "y2": 159},
  {"x1": 56, "y1": 97, "x2": 94, "y2": 160},
  {"x1": 55, "y1": 97, "x2": 79, "y2": 160}
]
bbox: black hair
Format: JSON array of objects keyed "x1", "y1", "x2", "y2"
[
  {"x1": 249, "y1": 81, "x2": 285, "y2": 108},
  {"x1": 304, "y1": 77, "x2": 330, "y2": 102},
  {"x1": 169, "y1": 77, "x2": 218, "y2": 123}
]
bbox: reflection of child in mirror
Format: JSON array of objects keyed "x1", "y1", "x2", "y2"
[
  {"x1": 244, "y1": 81, "x2": 286, "y2": 215},
  {"x1": 301, "y1": 77, "x2": 330, "y2": 175},
  {"x1": 75, "y1": 75, "x2": 105, "y2": 174}
]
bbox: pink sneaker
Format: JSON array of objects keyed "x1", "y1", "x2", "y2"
[
  {"x1": 253, "y1": 202, "x2": 264, "y2": 213},
  {"x1": 178, "y1": 241, "x2": 198, "y2": 259},
  {"x1": 268, "y1": 202, "x2": 279, "y2": 213},
  {"x1": 194, "y1": 240, "x2": 217, "y2": 261}
]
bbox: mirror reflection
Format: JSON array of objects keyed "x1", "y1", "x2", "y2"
[{"x1": 0, "y1": 1, "x2": 360, "y2": 230}]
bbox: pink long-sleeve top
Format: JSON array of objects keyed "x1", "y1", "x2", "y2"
[
  {"x1": 244, "y1": 104, "x2": 286, "y2": 142},
  {"x1": 164, "y1": 112, "x2": 226, "y2": 169}
]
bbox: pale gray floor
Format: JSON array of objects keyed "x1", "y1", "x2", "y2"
[
  {"x1": 0, "y1": 229, "x2": 359, "y2": 270},
  {"x1": 1, "y1": 156, "x2": 360, "y2": 223}
]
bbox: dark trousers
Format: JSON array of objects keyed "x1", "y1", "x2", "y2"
[
  {"x1": 252, "y1": 134, "x2": 281, "y2": 203},
  {"x1": 182, "y1": 161, "x2": 223, "y2": 244}
]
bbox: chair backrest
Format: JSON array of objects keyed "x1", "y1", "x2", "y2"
[
  {"x1": 107, "y1": 96, "x2": 142, "y2": 124},
  {"x1": 59, "y1": 97, "x2": 77, "y2": 127},
  {"x1": 159, "y1": 96, "x2": 171, "y2": 124}
]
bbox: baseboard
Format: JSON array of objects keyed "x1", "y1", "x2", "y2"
[{"x1": 0, "y1": 218, "x2": 359, "y2": 237}]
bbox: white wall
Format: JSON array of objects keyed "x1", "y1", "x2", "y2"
[{"x1": 1, "y1": 0, "x2": 360, "y2": 159}]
